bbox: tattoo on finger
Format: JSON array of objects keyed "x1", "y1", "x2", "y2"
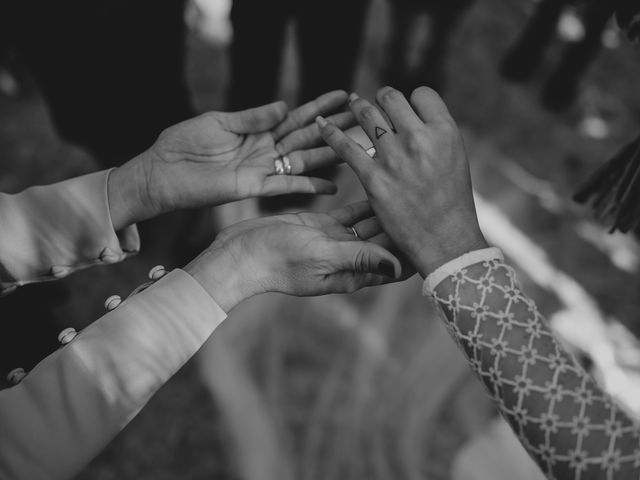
[{"x1": 375, "y1": 126, "x2": 388, "y2": 139}]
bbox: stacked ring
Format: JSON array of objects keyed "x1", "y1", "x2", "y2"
[
  {"x1": 274, "y1": 155, "x2": 293, "y2": 175},
  {"x1": 274, "y1": 157, "x2": 285, "y2": 175},
  {"x1": 282, "y1": 155, "x2": 292, "y2": 175}
]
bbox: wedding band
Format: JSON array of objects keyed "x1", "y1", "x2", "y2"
[
  {"x1": 274, "y1": 157, "x2": 285, "y2": 175},
  {"x1": 282, "y1": 155, "x2": 292, "y2": 175},
  {"x1": 350, "y1": 226, "x2": 360, "y2": 239}
]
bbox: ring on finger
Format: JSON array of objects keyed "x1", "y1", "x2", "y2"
[
  {"x1": 274, "y1": 157, "x2": 285, "y2": 175},
  {"x1": 282, "y1": 155, "x2": 292, "y2": 175},
  {"x1": 350, "y1": 226, "x2": 360, "y2": 239}
]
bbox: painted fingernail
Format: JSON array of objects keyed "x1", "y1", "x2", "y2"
[
  {"x1": 377, "y1": 260, "x2": 397, "y2": 279},
  {"x1": 349, "y1": 92, "x2": 360, "y2": 103},
  {"x1": 315, "y1": 115, "x2": 328, "y2": 128}
]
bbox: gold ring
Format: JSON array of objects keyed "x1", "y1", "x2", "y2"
[{"x1": 350, "y1": 226, "x2": 360, "y2": 239}]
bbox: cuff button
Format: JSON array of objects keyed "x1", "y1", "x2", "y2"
[
  {"x1": 7, "y1": 368, "x2": 26, "y2": 385},
  {"x1": 58, "y1": 327, "x2": 78, "y2": 345},
  {"x1": 148, "y1": 265, "x2": 168, "y2": 281},
  {"x1": 104, "y1": 295, "x2": 122, "y2": 311}
]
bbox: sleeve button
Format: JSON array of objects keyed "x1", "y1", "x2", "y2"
[
  {"x1": 148, "y1": 265, "x2": 167, "y2": 280},
  {"x1": 7, "y1": 368, "x2": 26, "y2": 385},
  {"x1": 58, "y1": 327, "x2": 78, "y2": 345},
  {"x1": 104, "y1": 295, "x2": 122, "y2": 311}
]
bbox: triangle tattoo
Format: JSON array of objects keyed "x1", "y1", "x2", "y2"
[{"x1": 375, "y1": 126, "x2": 387, "y2": 139}]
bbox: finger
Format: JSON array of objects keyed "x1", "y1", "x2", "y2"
[
  {"x1": 375, "y1": 86, "x2": 424, "y2": 132},
  {"x1": 326, "y1": 271, "x2": 399, "y2": 293},
  {"x1": 352, "y1": 216, "x2": 382, "y2": 240},
  {"x1": 272, "y1": 90, "x2": 348, "y2": 141},
  {"x1": 409, "y1": 86, "x2": 452, "y2": 124},
  {"x1": 317, "y1": 117, "x2": 374, "y2": 181},
  {"x1": 334, "y1": 241, "x2": 401, "y2": 278},
  {"x1": 366, "y1": 233, "x2": 417, "y2": 280},
  {"x1": 276, "y1": 111, "x2": 356, "y2": 154},
  {"x1": 348, "y1": 94, "x2": 396, "y2": 153},
  {"x1": 287, "y1": 146, "x2": 342, "y2": 174},
  {"x1": 328, "y1": 201, "x2": 372, "y2": 225},
  {"x1": 261, "y1": 175, "x2": 337, "y2": 196},
  {"x1": 220, "y1": 101, "x2": 288, "y2": 134}
]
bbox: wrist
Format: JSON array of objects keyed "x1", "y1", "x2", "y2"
[
  {"x1": 184, "y1": 246, "x2": 264, "y2": 313},
  {"x1": 413, "y1": 230, "x2": 489, "y2": 278},
  {"x1": 107, "y1": 152, "x2": 157, "y2": 229}
]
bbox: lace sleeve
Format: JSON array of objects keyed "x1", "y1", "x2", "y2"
[{"x1": 424, "y1": 251, "x2": 640, "y2": 479}]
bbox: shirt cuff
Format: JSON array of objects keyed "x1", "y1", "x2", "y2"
[
  {"x1": 421, "y1": 247, "x2": 504, "y2": 296},
  {"x1": 0, "y1": 169, "x2": 140, "y2": 293}
]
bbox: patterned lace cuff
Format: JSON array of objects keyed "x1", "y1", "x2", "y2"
[{"x1": 421, "y1": 247, "x2": 504, "y2": 296}]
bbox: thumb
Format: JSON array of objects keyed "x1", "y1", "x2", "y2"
[
  {"x1": 334, "y1": 241, "x2": 401, "y2": 279},
  {"x1": 221, "y1": 101, "x2": 288, "y2": 134}
]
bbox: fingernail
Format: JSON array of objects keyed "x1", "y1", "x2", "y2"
[
  {"x1": 377, "y1": 260, "x2": 397, "y2": 279},
  {"x1": 315, "y1": 115, "x2": 328, "y2": 128},
  {"x1": 349, "y1": 92, "x2": 360, "y2": 103}
]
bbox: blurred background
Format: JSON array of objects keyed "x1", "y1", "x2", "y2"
[{"x1": 1, "y1": 0, "x2": 640, "y2": 478}]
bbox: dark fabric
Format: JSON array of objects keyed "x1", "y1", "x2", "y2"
[
  {"x1": 2, "y1": 0, "x2": 192, "y2": 166},
  {"x1": 228, "y1": 0, "x2": 370, "y2": 212},
  {"x1": 228, "y1": 0, "x2": 369, "y2": 109}
]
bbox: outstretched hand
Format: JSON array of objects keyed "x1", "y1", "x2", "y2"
[
  {"x1": 318, "y1": 86, "x2": 488, "y2": 277},
  {"x1": 185, "y1": 201, "x2": 402, "y2": 312},
  {"x1": 109, "y1": 91, "x2": 356, "y2": 228}
]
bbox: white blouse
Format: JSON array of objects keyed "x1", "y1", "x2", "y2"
[{"x1": 0, "y1": 171, "x2": 227, "y2": 480}]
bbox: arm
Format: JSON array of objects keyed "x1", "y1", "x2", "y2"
[
  {"x1": 0, "y1": 269, "x2": 225, "y2": 480},
  {"x1": 0, "y1": 202, "x2": 399, "y2": 480},
  {"x1": 1, "y1": 91, "x2": 354, "y2": 295},
  {"x1": 319, "y1": 86, "x2": 640, "y2": 479},
  {"x1": 425, "y1": 247, "x2": 640, "y2": 478},
  {"x1": 0, "y1": 170, "x2": 139, "y2": 294}
]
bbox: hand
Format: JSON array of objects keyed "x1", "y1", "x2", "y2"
[
  {"x1": 318, "y1": 86, "x2": 488, "y2": 277},
  {"x1": 108, "y1": 91, "x2": 356, "y2": 229},
  {"x1": 184, "y1": 202, "x2": 402, "y2": 312}
]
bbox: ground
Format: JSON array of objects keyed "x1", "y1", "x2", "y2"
[{"x1": 1, "y1": 0, "x2": 640, "y2": 479}]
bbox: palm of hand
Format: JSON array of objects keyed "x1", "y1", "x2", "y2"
[{"x1": 148, "y1": 114, "x2": 278, "y2": 211}]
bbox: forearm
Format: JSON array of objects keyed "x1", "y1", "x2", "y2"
[
  {"x1": 424, "y1": 248, "x2": 640, "y2": 479},
  {"x1": 0, "y1": 269, "x2": 227, "y2": 479},
  {"x1": 0, "y1": 170, "x2": 139, "y2": 293}
]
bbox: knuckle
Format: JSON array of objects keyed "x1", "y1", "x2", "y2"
[
  {"x1": 437, "y1": 117, "x2": 458, "y2": 134},
  {"x1": 366, "y1": 168, "x2": 387, "y2": 190},
  {"x1": 344, "y1": 140, "x2": 363, "y2": 157},
  {"x1": 377, "y1": 86, "x2": 400, "y2": 103},
  {"x1": 352, "y1": 249, "x2": 368, "y2": 273},
  {"x1": 323, "y1": 124, "x2": 338, "y2": 140},
  {"x1": 406, "y1": 130, "x2": 428, "y2": 152},
  {"x1": 359, "y1": 106, "x2": 378, "y2": 121}
]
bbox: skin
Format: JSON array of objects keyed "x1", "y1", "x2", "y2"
[
  {"x1": 107, "y1": 90, "x2": 356, "y2": 230},
  {"x1": 103, "y1": 90, "x2": 399, "y2": 310},
  {"x1": 317, "y1": 86, "x2": 488, "y2": 278},
  {"x1": 319, "y1": 86, "x2": 640, "y2": 479},
  {"x1": 185, "y1": 201, "x2": 401, "y2": 312}
]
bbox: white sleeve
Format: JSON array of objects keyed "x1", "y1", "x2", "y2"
[
  {"x1": 0, "y1": 269, "x2": 226, "y2": 480},
  {"x1": 0, "y1": 170, "x2": 139, "y2": 295}
]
